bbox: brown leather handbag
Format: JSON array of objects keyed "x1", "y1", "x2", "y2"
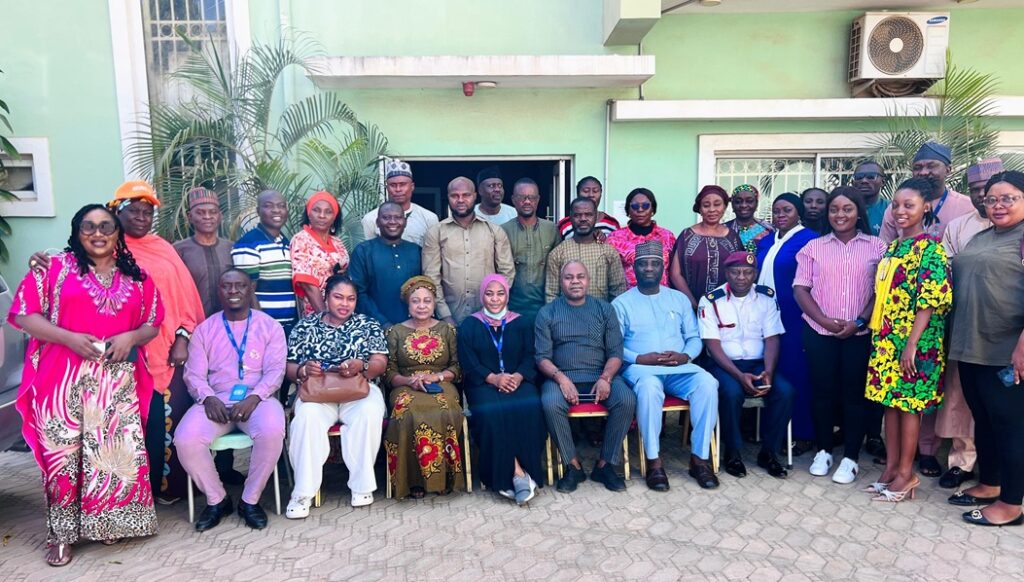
[{"x1": 299, "y1": 372, "x2": 370, "y2": 404}]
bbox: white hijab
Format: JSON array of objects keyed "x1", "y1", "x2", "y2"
[{"x1": 758, "y1": 224, "x2": 806, "y2": 291}]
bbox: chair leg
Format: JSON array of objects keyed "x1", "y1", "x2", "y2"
[
  {"x1": 682, "y1": 411, "x2": 691, "y2": 447},
  {"x1": 462, "y1": 416, "x2": 473, "y2": 494},
  {"x1": 622, "y1": 436, "x2": 630, "y2": 481},
  {"x1": 755, "y1": 406, "x2": 762, "y2": 443},
  {"x1": 638, "y1": 433, "x2": 646, "y2": 478},
  {"x1": 386, "y1": 465, "x2": 392, "y2": 499},
  {"x1": 555, "y1": 442, "x2": 564, "y2": 480},
  {"x1": 546, "y1": 436, "x2": 555, "y2": 486},
  {"x1": 187, "y1": 475, "x2": 195, "y2": 524},
  {"x1": 314, "y1": 489, "x2": 321, "y2": 508},
  {"x1": 787, "y1": 421, "x2": 793, "y2": 469},
  {"x1": 711, "y1": 420, "x2": 720, "y2": 474},
  {"x1": 273, "y1": 464, "x2": 281, "y2": 515}
]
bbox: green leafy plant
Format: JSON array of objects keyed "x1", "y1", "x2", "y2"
[
  {"x1": 128, "y1": 32, "x2": 388, "y2": 247},
  {"x1": 870, "y1": 55, "x2": 1023, "y2": 197},
  {"x1": 0, "y1": 68, "x2": 18, "y2": 262}
]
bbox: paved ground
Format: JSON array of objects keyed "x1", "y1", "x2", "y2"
[{"x1": 1, "y1": 426, "x2": 1021, "y2": 582}]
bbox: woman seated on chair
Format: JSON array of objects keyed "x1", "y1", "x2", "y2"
[
  {"x1": 458, "y1": 274, "x2": 546, "y2": 505},
  {"x1": 383, "y1": 276, "x2": 466, "y2": 499},
  {"x1": 178, "y1": 268, "x2": 287, "y2": 532},
  {"x1": 284, "y1": 273, "x2": 389, "y2": 518}
]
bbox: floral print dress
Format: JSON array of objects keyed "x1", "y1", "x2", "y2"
[
  {"x1": 865, "y1": 234, "x2": 952, "y2": 414},
  {"x1": 383, "y1": 322, "x2": 465, "y2": 498}
]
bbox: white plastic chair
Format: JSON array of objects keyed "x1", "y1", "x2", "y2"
[{"x1": 187, "y1": 430, "x2": 281, "y2": 522}]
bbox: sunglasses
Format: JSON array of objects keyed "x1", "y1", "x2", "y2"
[
  {"x1": 853, "y1": 172, "x2": 882, "y2": 180},
  {"x1": 630, "y1": 202, "x2": 652, "y2": 211},
  {"x1": 80, "y1": 221, "x2": 118, "y2": 236}
]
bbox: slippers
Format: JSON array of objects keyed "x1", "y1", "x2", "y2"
[{"x1": 46, "y1": 544, "x2": 72, "y2": 567}]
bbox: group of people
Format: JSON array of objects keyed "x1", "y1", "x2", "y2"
[{"x1": 10, "y1": 146, "x2": 1024, "y2": 568}]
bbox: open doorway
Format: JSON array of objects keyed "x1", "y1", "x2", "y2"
[{"x1": 399, "y1": 157, "x2": 574, "y2": 222}]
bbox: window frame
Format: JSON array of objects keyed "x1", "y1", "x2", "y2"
[{"x1": 0, "y1": 137, "x2": 55, "y2": 217}]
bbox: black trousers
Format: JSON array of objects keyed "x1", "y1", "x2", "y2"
[
  {"x1": 145, "y1": 391, "x2": 165, "y2": 497},
  {"x1": 960, "y1": 362, "x2": 1024, "y2": 505},
  {"x1": 803, "y1": 325, "x2": 871, "y2": 461}
]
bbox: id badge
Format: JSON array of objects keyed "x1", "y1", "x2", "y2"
[{"x1": 229, "y1": 384, "x2": 249, "y2": 401}]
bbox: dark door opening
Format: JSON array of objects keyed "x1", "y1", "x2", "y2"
[{"x1": 403, "y1": 158, "x2": 573, "y2": 223}]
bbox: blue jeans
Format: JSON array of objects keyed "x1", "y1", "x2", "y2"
[{"x1": 711, "y1": 359, "x2": 795, "y2": 457}]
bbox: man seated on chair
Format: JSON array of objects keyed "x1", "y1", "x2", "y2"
[
  {"x1": 698, "y1": 252, "x2": 794, "y2": 480},
  {"x1": 536, "y1": 261, "x2": 637, "y2": 493},
  {"x1": 178, "y1": 269, "x2": 287, "y2": 531},
  {"x1": 612, "y1": 241, "x2": 720, "y2": 492}
]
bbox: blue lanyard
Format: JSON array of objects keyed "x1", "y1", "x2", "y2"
[
  {"x1": 932, "y1": 189, "x2": 949, "y2": 223},
  {"x1": 221, "y1": 312, "x2": 251, "y2": 380},
  {"x1": 485, "y1": 319, "x2": 508, "y2": 373}
]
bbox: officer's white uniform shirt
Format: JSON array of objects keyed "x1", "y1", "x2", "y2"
[{"x1": 697, "y1": 283, "x2": 785, "y2": 361}]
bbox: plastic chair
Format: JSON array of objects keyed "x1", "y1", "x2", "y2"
[
  {"x1": 548, "y1": 402, "x2": 632, "y2": 483},
  {"x1": 187, "y1": 430, "x2": 281, "y2": 523},
  {"x1": 636, "y1": 395, "x2": 721, "y2": 477}
]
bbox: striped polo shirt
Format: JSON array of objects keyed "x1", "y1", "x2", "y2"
[{"x1": 232, "y1": 225, "x2": 297, "y2": 329}]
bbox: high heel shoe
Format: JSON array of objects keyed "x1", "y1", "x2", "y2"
[
  {"x1": 862, "y1": 481, "x2": 892, "y2": 493},
  {"x1": 872, "y1": 477, "x2": 919, "y2": 502}
]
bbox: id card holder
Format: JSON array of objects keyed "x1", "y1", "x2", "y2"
[{"x1": 229, "y1": 384, "x2": 249, "y2": 401}]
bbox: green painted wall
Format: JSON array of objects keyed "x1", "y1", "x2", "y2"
[{"x1": 1, "y1": 2, "x2": 123, "y2": 282}]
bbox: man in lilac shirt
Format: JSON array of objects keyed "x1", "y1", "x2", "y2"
[{"x1": 177, "y1": 269, "x2": 287, "y2": 531}]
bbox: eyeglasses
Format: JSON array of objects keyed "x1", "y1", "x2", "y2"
[
  {"x1": 853, "y1": 172, "x2": 882, "y2": 180},
  {"x1": 80, "y1": 221, "x2": 118, "y2": 235},
  {"x1": 982, "y1": 195, "x2": 1023, "y2": 207},
  {"x1": 515, "y1": 195, "x2": 540, "y2": 202},
  {"x1": 630, "y1": 202, "x2": 652, "y2": 211}
]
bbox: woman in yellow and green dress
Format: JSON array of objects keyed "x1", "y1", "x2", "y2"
[
  {"x1": 865, "y1": 176, "x2": 952, "y2": 503},
  {"x1": 383, "y1": 276, "x2": 466, "y2": 499}
]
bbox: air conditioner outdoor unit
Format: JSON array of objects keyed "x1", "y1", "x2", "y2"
[{"x1": 848, "y1": 12, "x2": 949, "y2": 83}]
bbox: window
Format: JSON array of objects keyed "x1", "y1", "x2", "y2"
[
  {"x1": 0, "y1": 138, "x2": 54, "y2": 217},
  {"x1": 141, "y1": 0, "x2": 230, "y2": 108}
]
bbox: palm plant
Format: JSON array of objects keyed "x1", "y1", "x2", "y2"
[
  {"x1": 0, "y1": 68, "x2": 18, "y2": 262},
  {"x1": 128, "y1": 32, "x2": 388, "y2": 247},
  {"x1": 870, "y1": 54, "x2": 1023, "y2": 197}
]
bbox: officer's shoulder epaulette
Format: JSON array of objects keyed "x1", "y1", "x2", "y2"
[
  {"x1": 754, "y1": 285, "x2": 775, "y2": 298},
  {"x1": 706, "y1": 288, "x2": 728, "y2": 301}
]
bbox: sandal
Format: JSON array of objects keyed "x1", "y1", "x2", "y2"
[
  {"x1": 100, "y1": 538, "x2": 122, "y2": 546},
  {"x1": 46, "y1": 543, "x2": 72, "y2": 567},
  {"x1": 409, "y1": 487, "x2": 426, "y2": 499},
  {"x1": 919, "y1": 455, "x2": 942, "y2": 477}
]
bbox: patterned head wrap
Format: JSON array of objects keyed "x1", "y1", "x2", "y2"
[
  {"x1": 732, "y1": 184, "x2": 760, "y2": 196},
  {"x1": 400, "y1": 275, "x2": 437, "y2": 303}
]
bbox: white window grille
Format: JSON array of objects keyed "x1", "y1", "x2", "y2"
[
  {"x1": 0, "y1": 138, "x2": 54, "y2": 217},
  {"x1": 141, "y1": 0, "x2": 229, "y2": 108}
]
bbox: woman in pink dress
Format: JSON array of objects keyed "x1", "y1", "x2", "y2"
[
  {"x1": 10, "y1": 204, "x2": 164, "y2": 566},
  {"x1": 606, "y1": 188, "x2": 676, "y2": 288},
  {"x1": 291, "y1": 191, "x2": 350, "y2": 316}
]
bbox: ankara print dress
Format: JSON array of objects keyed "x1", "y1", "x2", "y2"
[
  {"x1": 8, "y1": 252, "x2": 164, "y2": 544},
  {"x1": 865, "y1": 235, "x2": 952, "y2": 414},
  {"x1": 383, "y1": 322, "x2": 466, "y2": 498}
]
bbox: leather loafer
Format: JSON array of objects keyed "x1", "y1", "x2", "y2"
[
  {"x1": 940, "y1": 467, "x2": 976, "y2": 489},
  {"x1": 645, "y1": 466, "x2": 670, "y2": 492},
  {"x1": 556, "y1": 465, "x2": 587, "y2": 493},
  {"x1": 591, "y1": 463, "x2": 627, "y2": 492},
  {"x1": 195, "y1": 497, "x2": 233, "y2": 532},
  {"x1": 237, "y1": 500, "x2": 268, "y2": 529},
  {"x1": 724, "y1": 454, "x2": 747, "y2": 478},
  {"x1": 948, "y1": 491, "x2": 999, "y2": 507},
  {"x1": 962, "y1": 509, "x2": 1024, "y2": 527},
  {"x1": 919, "y1": 455, "x2": 942, "y2": 477},
  {"x1": 688, "y1": 462, "x2": 719, "y2": 489},
  {"x1": 757, "y1": 451, "x2": 788, "y2": 479}
]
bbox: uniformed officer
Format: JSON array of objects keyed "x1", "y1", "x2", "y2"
[{"x1": 698, "y1": 251, "x2": 794, "y2": 479}]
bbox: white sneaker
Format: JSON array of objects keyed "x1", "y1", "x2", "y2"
[
  {"x1": 832, "y1": 457, "x2": 859, "y2": 484},
  {"x1": 809, "y1": 450, "x2": 833, "y2": 476},
  {"x1": 351, "y1": 492, "x2": 374, "y2": 507},
  {"x1": 285, "y1": 496, "x2": 312, "y2": 519}
]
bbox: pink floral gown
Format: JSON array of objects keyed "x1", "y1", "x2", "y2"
[{"x1": 8, "y1": 252, "x2": 164, "y2": 544}]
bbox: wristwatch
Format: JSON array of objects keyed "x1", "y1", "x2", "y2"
[
  {"x1": 855, "y1": 317, "x2": 868, "y2": 331},
  {"x1": 175, "y1": 327, "x2": 192, "y2": 341}
]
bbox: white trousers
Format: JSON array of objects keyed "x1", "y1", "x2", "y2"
[{"x1": 288, "y1": 387, "x2": 386, "y2": 498}]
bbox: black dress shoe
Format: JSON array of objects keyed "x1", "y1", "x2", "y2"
[
  {"x1": 645, "y1": 466, "x2": 670, "y2": 492},
  {"x1": 556, "y1": 465, "x2": 588, "y2": 493},
  {"x1": 591, "y1": 463, "x2": 627, "y2": 492},
  {"x1": 864, "y1": 436, "x2": 887, "y2": 459},
  {"x1": 757, "y1": 451, "x2": 788, "y2": 479},
  {"x1": 919, "y1": 455, "x2": 942, "y2": 477},
  {"x1": 724, "y1": 453, "x2": 747, "y2": 478},
  {"x1": 948, "y1": 491, "x2": 999, "y2": 506},
  {"x1": 962, "y1": 509, "x2": 1024, "y2": 527},
  {"x1": 237, "y1": 501, "x2": 268, "y2": 529},
  {"x1": 939, "y1": 467, "x2": 976, "y2": 489},
  {"x1": 688, "y1": 463, "x2": 719, "y2": 489},
  {"x1": 195, "y1": 497, "x2": 233, "y2": 532}
]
